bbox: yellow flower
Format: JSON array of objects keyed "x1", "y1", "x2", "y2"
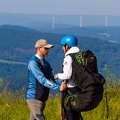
[{"x1": 5, "y1": 103, "x2": 9, "y2": 107}]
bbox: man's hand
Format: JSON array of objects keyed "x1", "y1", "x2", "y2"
[
  {"x1": 60, "y1": 82, "x2": 67, "y2": 91},
  {"x1": 54, "y1": 74, "x2": 58, "y2": 79}
]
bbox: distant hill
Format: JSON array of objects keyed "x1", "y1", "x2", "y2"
[
  {"x1": 1, "y1": 13, "x2": 120, "y2": 42},
  {"x1": 45, "y1": 26, "x2": 120, "y2": 44},
  {"x1": 0, "y1": 24, "x2": 120, "y2": 91},
  {"x1": 0, "y1": 13, "x2": 120, "y2": 27}
]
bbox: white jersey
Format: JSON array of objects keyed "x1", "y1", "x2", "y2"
[{"x1": 58, "y1": 46, "x2": 80, "y2": 88}]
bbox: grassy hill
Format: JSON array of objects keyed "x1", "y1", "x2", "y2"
[
  {"x1": 0, "y1": 24, "x2": 120, "y2": 91},
  {"x1": 0, "y1": 76, "x2": 120, "y2": 120}
]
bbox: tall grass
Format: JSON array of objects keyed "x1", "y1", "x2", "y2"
[
  {"x1": 0, "y1": 86, "x2": 29, "y2": 120},
  {"x1": 0, "y1": 66, "x2": 120, "y2": 120}
]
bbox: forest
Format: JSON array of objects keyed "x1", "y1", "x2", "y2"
[{"x1": 0, "y1": 24, "x2": 120, "y2": 91}]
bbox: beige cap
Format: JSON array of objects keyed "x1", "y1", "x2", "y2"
[{"x1": 35, "y1": 39, "x2": 54, "y2": 48}]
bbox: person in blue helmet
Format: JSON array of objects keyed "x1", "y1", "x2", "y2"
[
  {"x1": 26, "y1": 39, "x2": 67, "y2": 120},
  {"x1": 54, "y1": 36, "x2": 83, "y2": 120}
]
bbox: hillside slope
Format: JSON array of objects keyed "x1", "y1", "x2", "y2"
[{"x1": 0, "y1": 25, "x2": 120, "y2": 90}]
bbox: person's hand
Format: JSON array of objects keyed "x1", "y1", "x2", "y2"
[
  {"x1": 60, "y1": 82, "x2": 67, "y2": 91},
  {"x1": 54, "y1": 74, "x2": 58, "y2": 79}
]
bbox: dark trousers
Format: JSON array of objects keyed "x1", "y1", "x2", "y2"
[{"x1": 65, "y1": 109, "x2": 83, "y2": 120}]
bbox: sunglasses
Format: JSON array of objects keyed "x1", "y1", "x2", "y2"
[{"x1": 44, "y1": 47, "x2": 50, "y2": 50}]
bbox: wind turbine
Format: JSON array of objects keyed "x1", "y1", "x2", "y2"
[
  {"x1": 105, "y1": 15, "x2": 108, "y2": 27},
  {"x1": 80, "y1": 15, "x2": 83, "y2": 27},
  {"x1": 52, "y1": 16, "x2": 55, "y2": 29}
]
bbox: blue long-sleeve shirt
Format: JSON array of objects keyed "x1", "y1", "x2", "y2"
[{"x1": 26, "y1": 55, "x2": 62, "y2": 101}]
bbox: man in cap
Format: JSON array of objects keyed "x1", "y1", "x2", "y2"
[{"x1": 26, "y1": 39, "x2": 66, "y2": 120}]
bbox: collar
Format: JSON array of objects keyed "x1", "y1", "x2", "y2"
[
  {"x1": 65, "y1": 46, "x2": 80, "y2": 57},
  {"x1": 35, "y1": 54, "x2": 43, "y2": 60}
]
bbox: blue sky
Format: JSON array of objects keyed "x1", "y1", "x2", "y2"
[{"x1": 0, "y1": 0, "x2": 120, "y2": 16}]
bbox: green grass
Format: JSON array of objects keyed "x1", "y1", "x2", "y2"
[
  {"x1": 0, "y1": 86, "x2": 120, "y2": 120},
  {"x1": 0, "y1": 67, "x2": 120, "y2": 120},
  {"x1": 0, "y1": 90, "x2": 29, "y2": 120}
]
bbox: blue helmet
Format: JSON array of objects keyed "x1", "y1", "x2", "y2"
[{"x1": 60, "y1": 35, "x2": 78, "y2": 47}]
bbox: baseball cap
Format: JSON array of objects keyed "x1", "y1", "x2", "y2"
[{"x1": 35, "y1": 39, "x2": 54, "y2": 48}]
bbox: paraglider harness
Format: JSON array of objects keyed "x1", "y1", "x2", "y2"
[
  {"x1": 60, "y1": 50, "x2": 105, "y2": 120},
  {"x1": 61, "y1": 87, "x2": 83, "y2": 120}
]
